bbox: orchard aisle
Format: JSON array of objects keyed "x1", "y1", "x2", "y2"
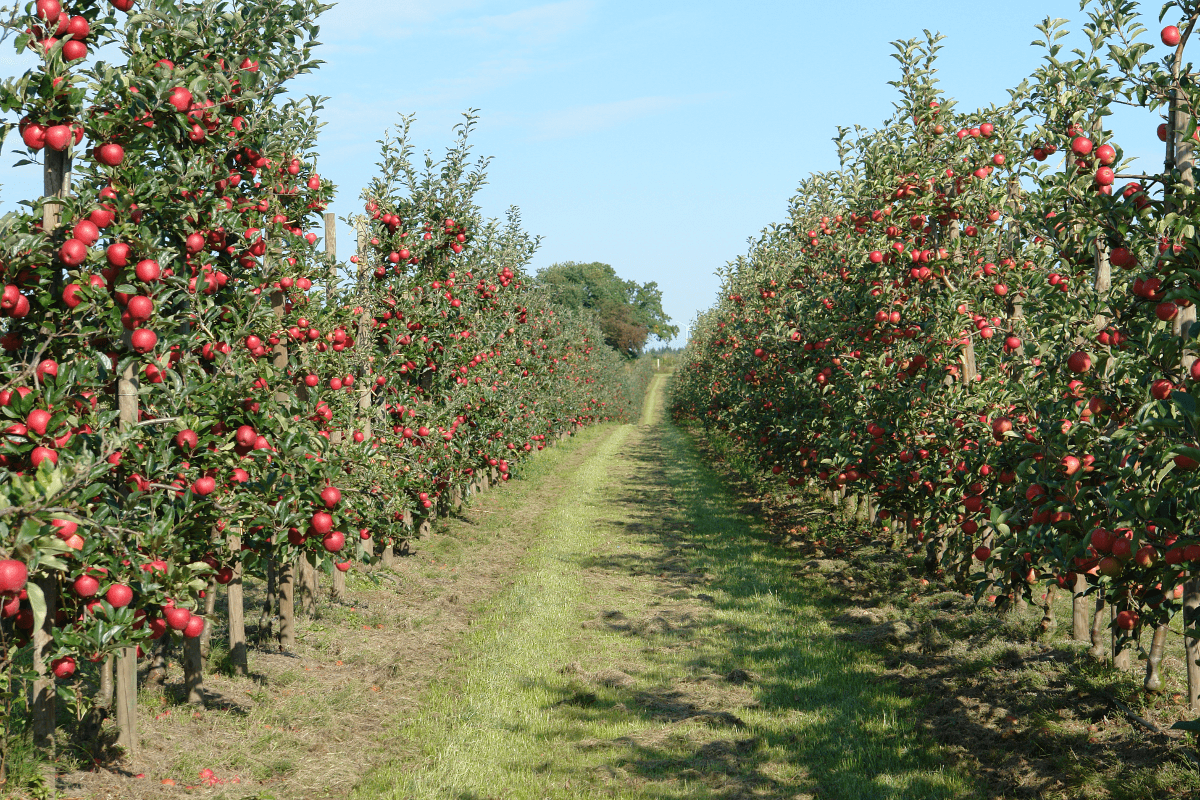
[{"x1": 354, "y1": 374, "x2": 980, "y2": 800}]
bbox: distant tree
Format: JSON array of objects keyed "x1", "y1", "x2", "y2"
[{"x1": 537, "y1": 262, "x2": 679, "y2": 357}]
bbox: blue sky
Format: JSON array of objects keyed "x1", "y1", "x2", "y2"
[{"x1": 1, "y1": 1, "x2": 1173, "y2": 346}]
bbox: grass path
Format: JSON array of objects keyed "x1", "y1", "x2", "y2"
[{"x1": 353, "y1": 374, "x2": 980, "y2": 800}]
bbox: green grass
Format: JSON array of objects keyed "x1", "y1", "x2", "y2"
[{"x1": 352, "y1": 375, "x2": 980, "y2": 800}]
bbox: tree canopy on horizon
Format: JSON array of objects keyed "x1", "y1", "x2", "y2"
[{"x1": 536, "y1": 261, "x2": 678, "y2": 358}]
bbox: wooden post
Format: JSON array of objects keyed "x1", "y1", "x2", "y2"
[
  {"x1": 114, "y1": 648, "x2": 137, "y2": 760},
  {"x1": 1071, "y1": 573, "x2": 1090, "y2": 641},
  {"x1": 325, "y1": 211, "x2": 337, "y2": 304},
  {"x1": 114, "y1": 353, "x2": 140, "y2": 754},
  {"x1": 1167, "y1": 40, "x2": 1200, "y2": 709},
  {"x1": 277, "y1": 559, "x2": 295, "y2": 651},
  {"x1": 31, "y1": 143, "x2": 70, "y2": 763},
  {"x1": 331, "y1": 563, "x2": 346, "y2": 600},
  {"x1": 1089, "y1": 595, "x2": 1108, "y2": 661},
  {"x1": 30, "y1": 573, "x2": 57, "y2": 753},
  {"x1": 199, "y1": 578, "x2": 217, "y2": 663},
  {"x1": 269, "y1": 288, "x2": 297, "y2": 646},
  {"x1": 297, "y1": 556, "x2": 318, "y2": 616},
  {"x1": 226, "y1": 533, "x2": 248, "y2": 676}
]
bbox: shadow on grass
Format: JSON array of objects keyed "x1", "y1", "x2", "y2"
[{"x1": 527, "y1": 421, "x2": 983, "y2": 800}]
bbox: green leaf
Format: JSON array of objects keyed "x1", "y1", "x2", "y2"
[
  {"x1": 1174, "y1": 390, "x2": 1197, "y2": 414},
  {"x1": 26, "y1": 580, "x2": 46, "y2": 636},
  {"x1": 1171, "y1": 718, "x2": 1200, "y2": 733}
]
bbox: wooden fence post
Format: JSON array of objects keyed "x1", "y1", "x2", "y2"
[{"x1": 226, "y1": 532, "x2": 247, "y2": 676}]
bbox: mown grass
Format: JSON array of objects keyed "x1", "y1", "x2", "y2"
[{"x1": 353, "y1": 374, "x2": 980, "y2": 799}]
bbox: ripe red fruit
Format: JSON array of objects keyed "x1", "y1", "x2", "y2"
[
  {"x1": 22, "y1": 124, "x2": 46, "y2": 150},
  {"x1": 126, "y1": 294, "x2": 153, "y2": 321},
  {"x1": 164, "y1": 606, "x2": 192, "y2": 631},
  {"x1": 234, "y1": 425, "x2": 257, "y2": 448},
  {"x1": 1096, "y1": 144, "x2": 1116, "y2": 165},
  {"x1": 1151, "y1": 379, "x2": 1174, "y2": 400},
  {"x1": 26, "y1": 408, "x2": 51, "y2": 436},
  {"x1": 1115, "y1": 609, "x2": 1139, "y2": 630},
  {"x1": 320, "y1": 486, "x2": 342, "y2": 508},
  {"x1": 304, "y1": 374, "x2": 319, "y2": 387},
  {"x1": 974, "y1": 546, "x2": 991, "y2": 562},
  {"x1": 335, "y1": 561, "x2": 352, "y2": 572},
  {"x1": 1066, "y1": 351, "x2": 1092, "y2": 373},
  {"x1": 175, "y1": 429, "x2": 198, "y2": 450},
  {"x1": 106, "y1": 242, "x2": 131, "y2": 267},
  {"x1": 135, "y1": 259, "x2": 161, "y2": 282},
  {"x1": 96, "y1": 142, "x2": 124, "y2": 166},
  {"x1": 1090, "y1": 528, "x2": 1116, "y2": 553},
  {"x1": 106, "y1": 583, "x2": 133, "y2": 608},
  {"x1": 130, "y1": 328, "x2": 157, "y2": 353},
  {"x1": 44, "y1": 124, "x2": 71, "y2": 151},
  {"x1": 215, "y1": 566, "x2": 234, "y2": 584},
  {"x1": 73, "y1": 220, "x2": 100, "y2": 245},
  {"x1": 35, "y1": 0, "x2": 61, "y2": 22},
  {"x1": 322, "y1": 531, "x2": 346, "y2": 553},
  {"x1": 0, "y1": 560, "x2": 29, "y2": 596},
  {"x1": 62, "y1": 39, "x2": 87, "y2": 60},
  {"x1": 311, "y1": 511, "x2": 333, "y2": 535},
  {"x1": 73, "y1": 574, "x2": 99, "y2": 598},
  {"x1": 1163, "y1": 25, "x2": 1181, "y2": 46},
  {"x1": 51, "y1": 656, "x2": 76, "y2": 679},
  {"x1": 192, "y1": 476, "x2": 216, "y2": 496},
  {"x1": 183, "y1": 615, "x2": 205, "y2": 638},
  {"x1": 60, "y1": 238, "x2": 88, "y2": 266},
  {"x1": 62, "y1": 283, "x2": 84, "y2": 308},
  {"x1": 1095, "y1": 166, "x2": 1114, "y2": 186},
  {"x1": 30, "y1": 446, "x2": 58, "y2": 467},
  {"x1": 1070, "y1": 136, "x2": 1093, "y2": 156},
  {"x1": 168, "y1": 86, "x2": 192, "y2": 112}
]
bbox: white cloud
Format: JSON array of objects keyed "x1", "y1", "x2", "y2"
[
  {"x1": 464, "y1": 0, "x2": 593, "y2": 43},
  {"x1": 533, "y1": 95, "x2": 683, "y2": 140}
]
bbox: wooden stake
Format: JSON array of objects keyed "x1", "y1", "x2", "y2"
[
  {"x1": 114, "y1": 648, "x2": 138, "y2": 760},
  {"x1": 277, "y1": 560, "x2": 295, "y2": 651},
  {"x1": 226, "y1": 533, "x2": 248, "y2": 676}
]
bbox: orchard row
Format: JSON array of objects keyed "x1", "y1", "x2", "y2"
[
  {"x1": 670, "y1": 4, "x2": 1200, "y2": 726},
  {"x1": 0, "y1": 0, "x2": 650, "y2": 762}
]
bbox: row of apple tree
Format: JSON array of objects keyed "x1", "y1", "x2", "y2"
[
  {"x1": 0, "y1": 0, "x2": 649, "y2": 759},
  {"x1": 670, "y1": 2, "x2": 1200, "y2": 719}
]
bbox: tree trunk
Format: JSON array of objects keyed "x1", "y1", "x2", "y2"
[
  {"x1": 1038, "y1": 583, "x2": 1057, "y2": 636},
  {"x1": 183, "y1": 622, "x2": 205, "y2": 705},
  {"x1": 96, "y1": 656, "x2": 114, "y2": 709},
  {"x1": 1145, "y1": 623, "x2": 1169, "y2": 692},
  {"x1": 1184, "y1": 580, "x2": 1200, "y2": 712}
]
